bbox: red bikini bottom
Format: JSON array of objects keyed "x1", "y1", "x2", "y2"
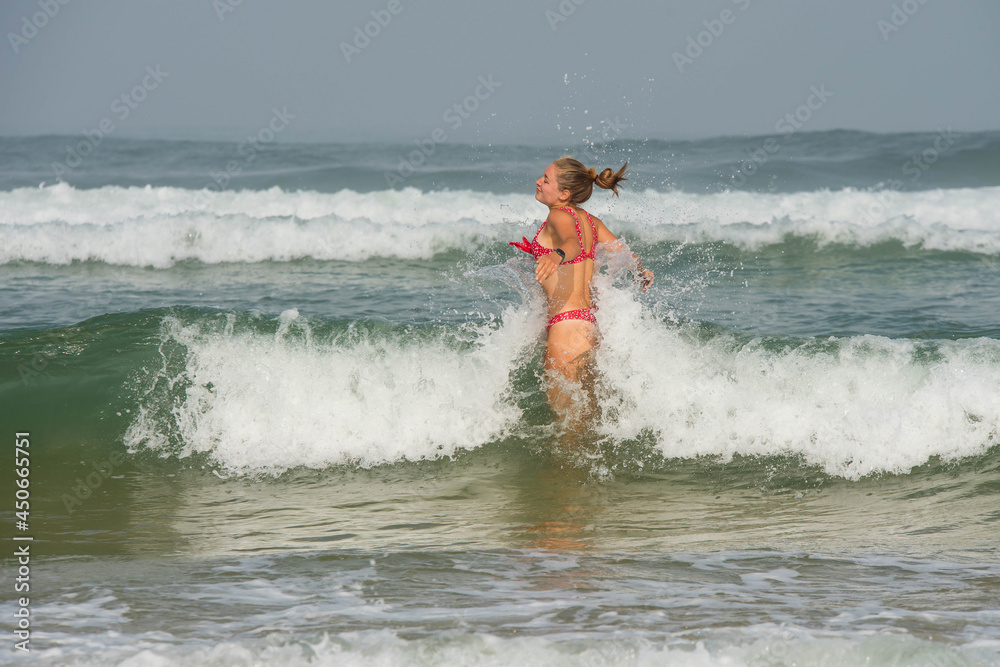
[{"x1": 546, "y1": 308, "x2": 596, "y2": 330}]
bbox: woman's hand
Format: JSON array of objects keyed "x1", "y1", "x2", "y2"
[
  {"x1": 639, "y1": 269, "x2": 654, "y2": 291},
  {"x1": 535, "y1": 252, "x2": 562, "y2": 283}
]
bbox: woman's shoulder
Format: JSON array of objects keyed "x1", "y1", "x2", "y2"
[
  {"x1": 552, "y1": 206, "x2": 599, "y2": 223},
  {"x1": 581, "y1": 209, "x2": 605, "y2": 229},
  {"x1": 545, "y1": 207, "x2": 577, "y2": 227}
]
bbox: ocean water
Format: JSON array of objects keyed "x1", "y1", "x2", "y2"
[{"x1": 2, "y1": 130, "x2": 1000, "y2": 666}]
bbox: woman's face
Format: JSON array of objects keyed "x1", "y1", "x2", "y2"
[{"x1": 535, "y1": 163, "x2": 566, "y2": 206}]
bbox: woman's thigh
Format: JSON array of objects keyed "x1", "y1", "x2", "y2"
[{"x1": 544, "y1": 320, "x2": 596, "y2": 381}]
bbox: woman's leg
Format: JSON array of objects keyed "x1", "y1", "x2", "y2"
[{"x1": 544, "y1": 319, "x2": 596, "y2": 423}]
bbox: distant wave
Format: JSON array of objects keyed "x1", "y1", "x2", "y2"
[{"x1": 2, "y1": 183, "x2": 1000, "y2": 266}]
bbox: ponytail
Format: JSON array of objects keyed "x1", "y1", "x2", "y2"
[
  {"x1": 594, "y1": 164, "x2": 628, "y2": 197},
  {"x1": 553, "y1": 156, "x2": 628, "y2": 204}
]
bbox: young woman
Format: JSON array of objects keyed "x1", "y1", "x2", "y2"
[{"x1": 511, "y1": 156, "x2": 653, "y2": 416}]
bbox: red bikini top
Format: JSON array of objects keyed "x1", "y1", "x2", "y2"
[{"x1": 510, "y1": 206, "x2": 596, "y2": 264}]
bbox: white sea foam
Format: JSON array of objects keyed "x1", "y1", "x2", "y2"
[
  {"x1": 124, "y1": 305, "x2": 544, "y2": 474},
  {"x1": 2, "y1": 183, "x2": 1000, "y2": 266},
  {"x1": 125, "y1": 279, "x2": 1000, "y2": 479},
  {"x1": 592, "y1": 270, "x2": 1000, "y2": 479},
  {"x1": 5, "y1": 628, "x2": 994, "y2": 667}
]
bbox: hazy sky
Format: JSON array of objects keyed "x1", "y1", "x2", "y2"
[{"x1": 1, "y1": 0, "x2": 998, "y2": 144}]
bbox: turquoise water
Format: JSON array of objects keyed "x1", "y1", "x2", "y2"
[{"x1": 2, "y1": 132, "x2": 1000, "y2": 665}]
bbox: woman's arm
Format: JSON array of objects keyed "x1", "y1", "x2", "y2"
[
  {"x1": 534, "y1": 209, "x2": 582, "y2": 283},
  {"x1": 593, "y1": 216, "x2": 654, "y2": 290},
  {"x1": 594, "y1": 216, "x2": 618, "y2": 244}
]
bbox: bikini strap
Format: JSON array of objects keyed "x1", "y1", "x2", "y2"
[
  {"x1": 532, "y1": 217, "x2": 547, "y2": 242},
  {"x1": 582, "y1": 211, "x2": 596, "y2": 257},
  {"x1": 560, "y1": 206, "x2": 586, "y2": 249},
  {"x1": 561, "y1": 206, "x2": 597, "y2": 259}
]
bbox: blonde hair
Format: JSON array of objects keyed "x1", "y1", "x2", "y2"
[{"x1": 553, "y1": 156, "x2": 628, "y2": 204}]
